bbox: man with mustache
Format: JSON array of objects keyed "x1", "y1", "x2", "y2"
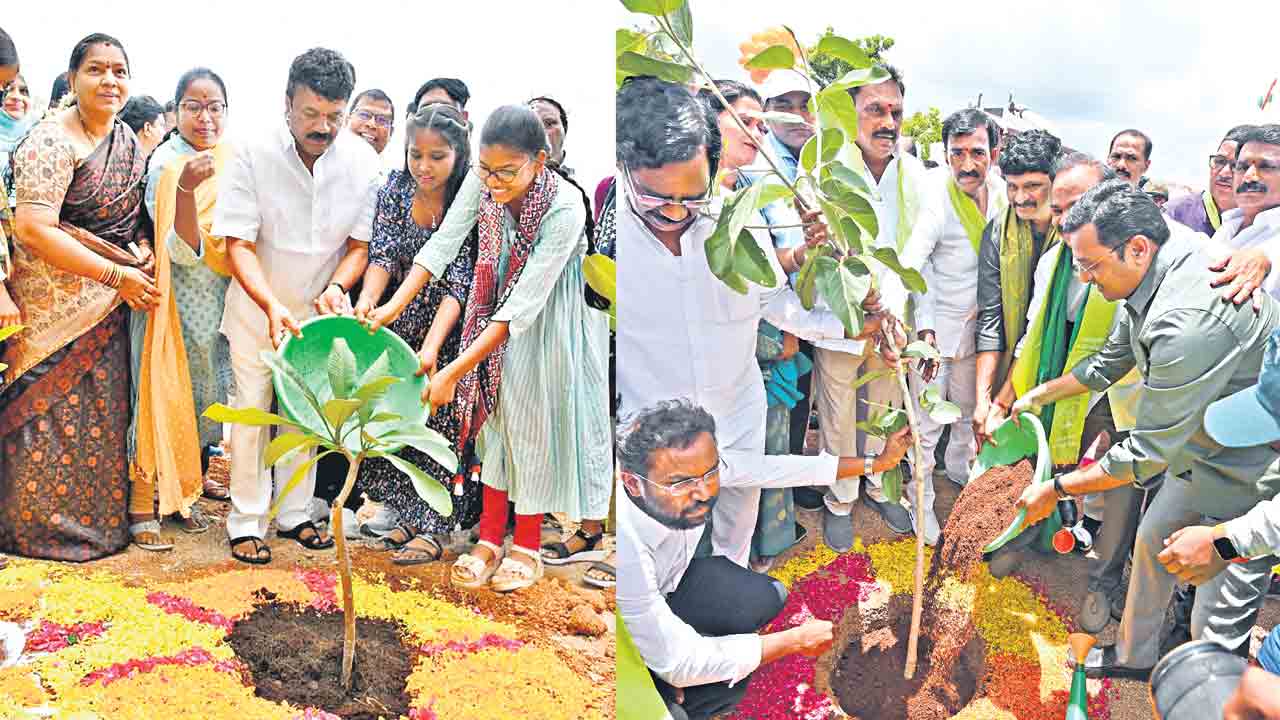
[
  {"x1": 880, "y1": 107, "x2": 1008, "y2": 545},
  {"x1": 1207, "y1": 125, "x2": 1280, "y2": 301},
  {"x1": 1165, "y1": 125, "x2": 1252, "y2": 236},
  {"x1": 617, "y1": 398, "x2": 911, "y2": 720},
  {"x1": 213, "y1": 47, "x2": 382, "y2": 564},
  {"x1": 616, "y1": 77, "x2": 855, "y2": 568},
  {"x1": 802, "y1": 67, "x2": 935, "y2": 549},
  {"x1": 1107, "y1": 128, "x2": 1153, "y2": 188},
  {"x1": 1012, "y1": 180, "x2": 1279, "y2": 679}
]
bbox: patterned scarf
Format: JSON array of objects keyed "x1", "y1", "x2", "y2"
[{"x1": 454, "y1": 166, "x2": 561, "y2": 442}]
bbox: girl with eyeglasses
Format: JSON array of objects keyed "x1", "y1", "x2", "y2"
[
  {"x1": 121, "y1": 67, "x2": 236, "y2": 549},
  {"x1": 363, "y1": 105, "x2": 611, "y2": 592}
]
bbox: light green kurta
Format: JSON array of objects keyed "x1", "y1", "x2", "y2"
[{"x1": 415, "y1": 172, "x2": 612, "y2": 519}]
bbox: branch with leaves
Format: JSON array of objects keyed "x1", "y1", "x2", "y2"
[
  {"x1": 205, "y1": 338, "x2": 457, "y2": 690},
  {"x1": 618, "y1": 0, "x2": 961, "y2": 679}
]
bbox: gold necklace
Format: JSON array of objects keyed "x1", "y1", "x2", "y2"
[{"x1": 76, "y1": 107, "x2": 108, "y2": 147}]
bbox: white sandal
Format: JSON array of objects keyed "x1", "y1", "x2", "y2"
[
  {"x1": 451, "y1": 540, "x2": 504, "y2": 590},
  {"x1": 490, "y1": 544, "x2": 544, "y2": 593}
]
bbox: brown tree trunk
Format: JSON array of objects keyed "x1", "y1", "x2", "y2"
[{"x1": 897, "y1": 356, "x2": 929, "y2": 679}]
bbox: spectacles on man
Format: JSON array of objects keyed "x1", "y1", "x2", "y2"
[
  {"x1": 622, "y1": 166, "x2": 713, "y2": 215},
  {"x1": 473, "y1": 156, "x2": 533, "y2": 184},
  {"x1": 626, "y1": 457, "x2": 726, "y2": 496},
  {"x1": 352, "y1": 108, "x2": 393, "y2": 129},
  {"x1": 180, "y1": 100, "x2": 226, "y2": 118},
  {"x1": 1233, "y1": 158, "x2": 1280, "y2": 175},
  {"x1": 1210, "y1": 154, "x2": 1234, "y2": 171},
  {"x1": 1072, "y1": 254, "x2": 1105, "y2": 277}
]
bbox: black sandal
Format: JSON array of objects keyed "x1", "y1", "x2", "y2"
[
  {"x1": 541, "y1": 528, "x2": 607, "y2": 566},
  {"x1": 277, "y1": 521, "x2": 335, "y2": 550},
  {"x1": 378, "y1": 524, "x2": 416, "y2": 551},
  {"x1": 230, "y1": 536, "x2": 272, "y2": 565}
]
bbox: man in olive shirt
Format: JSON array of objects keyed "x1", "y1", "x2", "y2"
[{"x1": 1013, "y1": 180, "x2": 1280, "y2": 679}]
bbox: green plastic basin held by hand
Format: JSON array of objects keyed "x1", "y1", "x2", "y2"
[
  {"x1": 970, "y1": 412, "x2": 1059, "y2": 553},
  {"x1": 273, "y1": 316, "x2": 429, "y2": 453}
]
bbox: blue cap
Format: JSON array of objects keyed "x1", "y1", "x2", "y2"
[{"x1": 1205, "y1": 329, "x2": 1280, "y2": 447}]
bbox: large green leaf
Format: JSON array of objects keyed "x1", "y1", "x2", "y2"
[
  {"x1": 869, "y1": 247, "x2": 927, "y2": 294},
  {"x1": 881, "y1": 464, "x2": 903, "y2": 503},
  {"x1": 0, "y1": 325, "x2": 24, "y2": 343},
  {"x1": 821, "y1": 180, "x2": 877, "y2": 242},
  {"x1": 835, "y1": 215, "x2": 865, "y2": 256},
  {"x1": 752, "y1": 181, "x2": 794, "y2": 211},
  {"x1": 799, "y1": 134, "x2": 818, "y2": 175},
  {"x1": 322, "y1": 398, "x2": 364, "y2": 433},
  {"x1": 617, "y1": 51, "x2": 693, "y2": 85},
  {"x1": 824, "y1": 160, "x2": 874, "y2": 198},
  {"x1": 379, "y1": 425, "x2": 461, "y2": 474},
  {"x1": 619, "y1": 0, "x2": 685, "y2": 15},
  {"x1": 616, "y1": 29, "x2": 647, "y2": 56},
  {"x1": 727, "y1": 183, "x2": 764, "y2": 241},
  {"x1": 356, "y1": 350, "x2": 391, "y2": 388},
  {"x1": 668, "y1": 0, "x2": 693, "y2": 45},
  {"x1": 815, "y1": 86, "x2": 861, "y2": 146},
  {"x1": 902, "y1": 340, "x2": 941, "y2": 361},
  {"x1": 720, "y1": 269, "x2": 749, "y2": 295},
  {"x1": 816, "y1": 127, "x2": 843, "y2": 164},
  {"x1": 732, "y1": 229, "x2": 776, "y2": 287},
  {"x1": 382, "y1": 452, "x2": 454, "y2": 517},
  {"x1": 795, "y1": 246, "x2": 829, "y2": 309},
  {"x1": 264, "y1": 433, "x2": 319, "y2": 468},
  {"x1": 850, "y1": 368, "x2": 895, "y2": 393},
  {"x1": 203, "y1": 403, "x2": 296, "y2": 428},
  {"x1": 326, "y1": 338, "x2": 357, "y2": 399},
  {"x1": 824, "y1": 65, "x2": 892, "y2": 94},
  {"x1": 815, "y1": 196, "x2": 850, "y2": 254},
  {"x1": 267, "y1": 449, "x2": 337, "y2": 521},
  {"x1": 926, "y1": 400, "x2": 963, "y2": 425},
  {"x1": 353, "y1": 376, "x2": 401, "y2": 405},
  {"x1": 814, "y1": 255, "x2": 871, "y2": 337},
  {"x1": 705, "y1": 214, "x2": 735, "y2": 278},
  {"x1": 745, "y1": 45, "x2": 796, "y2": 71},
  {"x1": 814, "y1": 34, "x2": 873, "y2": 69}
]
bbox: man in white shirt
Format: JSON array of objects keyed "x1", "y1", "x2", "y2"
[
  {"x1": 346, "y1": 88, "x2": 394, "y2": 157},
  {"x1": 887, "y1": 108, "x2": 1008, "y2": 544},
  {"x1": 807, "y1": 66, "x2": 931, "y2": 550},
  {"x1": 1208, "y1": 124, "x2": 1280, "y2": 300},
  {"x1": 615, "y1": 76, "x2": 858, "y2": 567},
  {"x1": 617, "y1": 398, "x2": 912, "y2": 720},
  {"x1": 212, "y1": 48, "x2": 382, "y2": 564}
]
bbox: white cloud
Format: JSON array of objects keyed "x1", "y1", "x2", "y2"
[
  {"x1": 620, "y1": 0, "x2": 1280, "y2": 188},
  {"x1": 4, "y1": 0, "x2": 614, "y2": 185}
]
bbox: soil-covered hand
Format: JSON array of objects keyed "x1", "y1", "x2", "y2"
[{"x1": 789, "y1": 618, "x2": 834, "y2": 657}]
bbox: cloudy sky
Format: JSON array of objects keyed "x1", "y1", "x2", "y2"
[
  {"x1": 618, "y1": 0, "x2": 1280, "y2": 188},
  {"x1": 4, "y1": 1, "x2": 614, "y2": 185}
]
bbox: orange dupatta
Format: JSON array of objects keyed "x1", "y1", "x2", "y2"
[{"x1": 133, "y1": 144, "x2": 231, "y2": 516}]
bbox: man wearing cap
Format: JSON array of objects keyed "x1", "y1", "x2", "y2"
[
  {"x1": 1013, "y1": 179, "x2": 1280, "y2": 679},
  {"x1": 762, "y1": 66, "x2": 933, "y2": 549}
]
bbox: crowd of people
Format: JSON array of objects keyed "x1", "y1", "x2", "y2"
[
  {"x1": 0, "y1": 27, "x2": 615, "y2": 595},
  {"x1": 614, "y1": 58, "x2": 1280, "y2": 719}
]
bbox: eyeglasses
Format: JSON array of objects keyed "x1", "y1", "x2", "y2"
[
  {"x1": 627, "y1": 457, "x2": 726, "y2": 496},
  {"x1": 473, "y1": 156, "x2": 533, "y2": 184},
  {"x1": 622, "y1": 166, "x2": 713, "y2": 215},
  {"x1": 180, "y1": 100, "x2": 226, "y2": 118},
  {"x1": 1233, "y1": 158, "x2": 1280, "y2": 175},
  {"x1": 352, "y1": 108, "x2": 393, "y2": 129},
  {"x1": 1210, "y1": 154, "x2": 1234, "y2": 171},
  {"x1": 1072, "y1": 254, "x2": 1106, "y2": 277}
]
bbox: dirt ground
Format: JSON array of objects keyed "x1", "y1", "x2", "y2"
[{"x1": 775, "y1": 468, "x2": 1279, "y2": 720}]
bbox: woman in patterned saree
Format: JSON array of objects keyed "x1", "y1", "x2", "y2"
[
  {"x1": 351, "y1": 102, "x2": 481, "y2": 564},
  {"x1": 366, "y1": 105, "x2": 611, "y2": 592},
  {"x1": 0, "y1": 34, "x2": 159, "y2": 561}
]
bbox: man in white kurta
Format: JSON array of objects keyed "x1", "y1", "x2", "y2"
[
  {"x1": 212, "y1": 53, "x2": 382, "y2": 556},
  {"x1": 890, "y1": 167, "x2": 1005, "y2": 543}
]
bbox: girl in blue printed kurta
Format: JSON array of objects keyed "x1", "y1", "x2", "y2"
[
  {"x1": 351, "y1": 103, "x2": 481, "y2": 564},
  {"x1": 364, "y1": 105, "x2": 611, "y2": 593}
]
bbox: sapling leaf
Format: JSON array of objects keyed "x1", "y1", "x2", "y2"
[
  {"x1": 264, "y1": 433, "x2": 319, "y2": 468},
  {"x1": 745, "y1": 45, "x2": 796, "y2": 70},
  {"x1": 267, "y1": 449, "x2": 337, "y2": 521},
  {"x1": 902, "y1": 340, "x2": 941, "y2": 361},
  {"x1": 383, "y1": 452, "x2": 454, "y2": 516},
  {"x1": 927, "y1": 400, "x2": 963, "y2": 425},
  {"x1": 203, "y1": 403, "x2": 297, "y2": 429},
  {"x1": 327, "y1": 338, "x2": 357, "y2": 399}
]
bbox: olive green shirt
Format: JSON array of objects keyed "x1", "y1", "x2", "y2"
[{"x1": 1072, "y1": 227, "x2": 1280, "y2": 519}]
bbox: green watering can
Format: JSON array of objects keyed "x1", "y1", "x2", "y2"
[{"x1": 972, "y1": 412, "x2": 1063, "y2": 554}]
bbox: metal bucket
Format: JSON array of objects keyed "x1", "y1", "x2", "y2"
[{"x1": 1149, "y1": 639, "x2": 1247, "y2": 720}]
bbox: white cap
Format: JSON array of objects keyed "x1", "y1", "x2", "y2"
[{"x1": 757, "y1": 71, "x2": 811, "y2": 104}]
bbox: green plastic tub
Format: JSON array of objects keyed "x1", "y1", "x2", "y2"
[
  {"x1": 273, "y1": 316, "x2": 429, "y2": 453},
  {"x1": 970, "y1": 412, "x2": 1063, "y2": 554}
]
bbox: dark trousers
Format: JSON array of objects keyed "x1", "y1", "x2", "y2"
[{"x1": 653, "y1": 556, "x2": 788, "y2": 720}]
